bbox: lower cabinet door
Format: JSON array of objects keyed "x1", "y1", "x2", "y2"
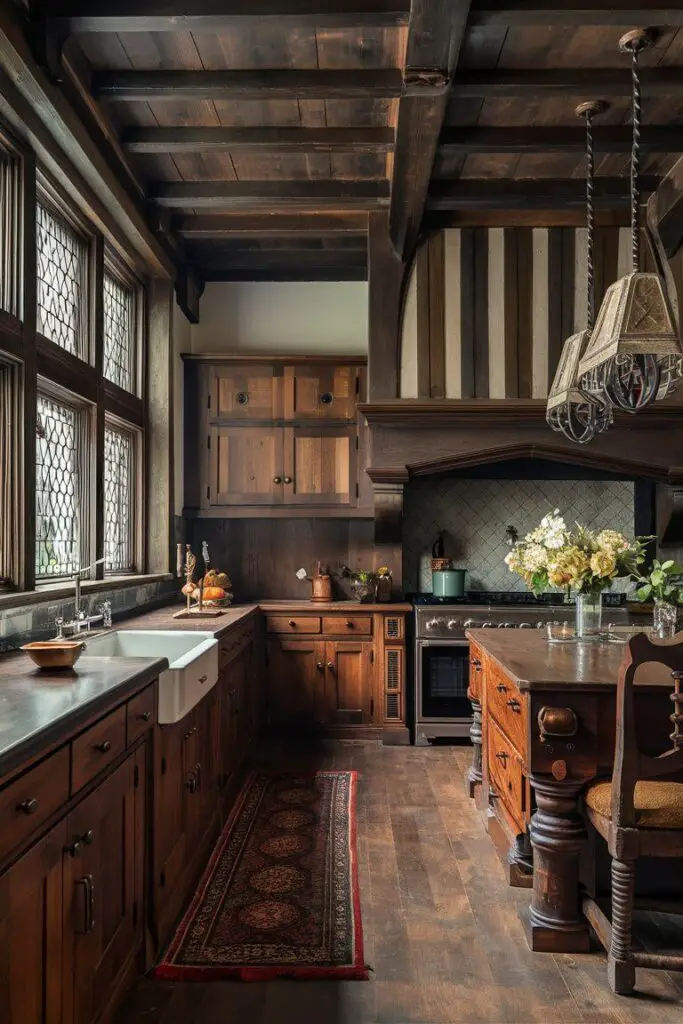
[
  {"x1": 63, "y1": 755, "x2": 139, "y2": 1024},
  {"x1": 266, "y1": 638, "x2": 326, "y2": 727},
  {"x1": 325, "y1": 641, "x2": 374, "y2": 726},
  {"x1": 0, "y1": 820, "x2": 66, "y2": 1024}
]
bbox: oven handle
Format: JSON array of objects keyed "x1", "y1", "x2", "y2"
[{"x1": 416, "y1": 639, "x2": 471, "y2": 648}]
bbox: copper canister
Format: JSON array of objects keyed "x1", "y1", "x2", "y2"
[{"x1": 311, "y1": 574, "x2": 333, "y2": 601}]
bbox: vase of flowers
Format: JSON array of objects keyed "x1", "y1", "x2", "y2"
[
  {"x1": 504, "y1": 510, "x2": 647, "y2": 640},
  {"x1": 633, "y1": 558, "x2": 683, "y2": 638}
]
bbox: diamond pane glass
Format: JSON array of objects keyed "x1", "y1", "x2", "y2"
[
  {"x1": 104, "y1": 273, "x2": 135, "y2": 392},
  {"x1": 37, "y1": 205, "x2": 87, "y2": 357},
  {"x1": 104, "y1": 424, "x2": 134, "y2": 573},
  {"x1": 36, "y1": 395, "x2": 79, "y2": 579}
]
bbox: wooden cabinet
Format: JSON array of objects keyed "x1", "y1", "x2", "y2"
[
  {"x1": 264, "y1": 607, "x2": 409, "y2": 741},
  {"x1": 0, "y1": 821, "x2": 66, "y2": 1024},
  {"x1": 187, "y1": 356, "x2": 368, "y2": 516}
]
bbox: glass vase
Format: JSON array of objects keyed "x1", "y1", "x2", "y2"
[
  {"x1": 653, "y1": 599, "x2": 678, "y2": 639},
  {"x1": 575, "y1": 590, "x2": 604, "y2": 641}
]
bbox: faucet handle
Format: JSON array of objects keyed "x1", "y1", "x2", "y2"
[{"x1": 98, "y1": 601, "x2": 112, "y2": 628}]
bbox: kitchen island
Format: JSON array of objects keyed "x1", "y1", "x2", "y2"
[{"x1": 466, "y1": 628, "x2": 678, "y2": 955}]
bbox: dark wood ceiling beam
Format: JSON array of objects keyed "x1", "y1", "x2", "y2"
[
  {"x1": 427, "y1": 177, "x2": 660, "y2": 211},
  {"x1": 648, "y1": 157, "x2": 683, "y2": 256},
  {"x1": 452, "y1": 68, "x2": 683, "y2": 98},
  {"x1": 173, "y1": 213, "x2": 368, "y2": 238},
  {"x1": 468, "y1": 3, "x2": 683, "y2": 27},
  {"x1": 389, "y1": 1, "x2": 473, "y2": 261},
  {"x1": 124, "y1": 126, "x2": 394, "y2": 154},
  {"x1": 201, "y1": 268, "x2": 368, "y2": 282},
  {"x1": 51, "y1": 2, "x2": 410, "y2": 32},
  {"x1": 194, "y1": 251, "x2": 367, "y2": 270},
  {"x1": 439, "y1": 126, "x2": 683, "y2": 155},
  {"x1": 149, "y1": 180, "x2": 390, "y2": 210},
  {"x1": 425, "y1": 209, "x2": 630, "y2": 228},
  {"x1": 94, "y1": 68, "x2": 403, "y2": 102}
]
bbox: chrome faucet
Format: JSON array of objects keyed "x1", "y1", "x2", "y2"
[{"x1": 68, "y1": 557, "x2": 107, "y2": 633}]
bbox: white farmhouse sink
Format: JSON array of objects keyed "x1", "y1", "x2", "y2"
[{"x1": 85, "y1": 630, "x2": 218, "y2": 724}]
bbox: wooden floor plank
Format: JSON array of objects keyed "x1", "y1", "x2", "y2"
[{"x1": 116, "y1": 741, "x2": 683, "y2": 1024}]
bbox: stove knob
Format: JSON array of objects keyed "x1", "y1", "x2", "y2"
[
  {"x1": 519, "y1": 623, "x2": 532, "y2": 628},
  {"x1": 535, "y1": 622, "x2": 544, "y2": 630},
  {"x1": 447, "y1": 619, "x2": 459, "y2": 630},
  {"x1": 482, "y1": 621, "x2": 494, "y2": 629},
  {"x1": 504, "y1": 622, "x2": 514, "y2": 629},
  {"x1": 463, "y1": 618, "x2": 475, "y2": 629},
  {"x1": 497, "y1": 622, "x2": 507, "y2": 628},
  {"x1": 426, "y1": 619, "x2": 439, "y2": 630}
]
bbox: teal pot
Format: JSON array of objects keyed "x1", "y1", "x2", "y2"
[{"x1": 432, "y1": 569, "x2": 466, "y2": 599}]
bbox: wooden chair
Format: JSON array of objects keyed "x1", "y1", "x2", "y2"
[{"x1": 582, "y1": 632, "x2": 683, "y2": 995}]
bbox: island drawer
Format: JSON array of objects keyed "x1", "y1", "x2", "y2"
[
  {"x1": 71, "y1": 705, "x2": 126, "y2": 793},
  {"x1": 266, "y1": 615, "x2": 321, "y2": 635},
  {"x1": 487, "y1": 716, "x2": 527, "y2": 834},
  {"x1": 127, "y1": 685, "x2": 157, "y2": 746},
  {"x1": 0, "y1": 746, "x2": 70, "y2": 864},
  {"x1": 486, "y1": 660, "x2": 528, "y2": 758},
  {"x1": 322, "y1": 615, "x2": 372, "y2": 635}
]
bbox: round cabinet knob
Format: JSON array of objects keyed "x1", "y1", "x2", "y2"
[
  {"x1": 327, "y1": 661, "x2": 335, "y2": 672},
  {"x1": 18, "y1": 798, "x2": 39, "y2": 815},
  {"x1": 82, "y1": 829, "x2": 95, "y2": 846},
  {"x1": 273, "y1": 476, "x2": 282, "y2": 484},
  {"x1": 288, "y1": 619, "x2": 296, "y2": 627},
  {"x1": 138, "y1": 711, "x2": 152, "y2": 722},
  {"x1": 95, "y1": 740, "x2": 111, "y2": 754},
  {"x1": 316, "y1": 661, "x2": 324, "y2": 671},
  {"x1": 283, "y1": 476, "x2": 292, "y2": 484},
  {"x1": 345, "y1": 620, "x2": 354, "y2": 628},
  {"x1": 67, "y1": 839, "x2": 82, "y2": 858}
]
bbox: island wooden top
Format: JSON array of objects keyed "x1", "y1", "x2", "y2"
[{"x1": 467, "y1": 629, "x2": 675, "y2": 692}]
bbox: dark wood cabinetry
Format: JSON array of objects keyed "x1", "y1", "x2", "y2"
[{"x1": 184, "y1": 355, "x2": 369, "y2": 516}]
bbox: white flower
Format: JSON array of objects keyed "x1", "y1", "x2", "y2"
[{"x1": 522, "y1": 543, "x2": 547, "y2": 573}]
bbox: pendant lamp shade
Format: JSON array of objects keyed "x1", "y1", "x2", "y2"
[{"x1": 546, "y1": 329, "x2": 612, "y2": 443}]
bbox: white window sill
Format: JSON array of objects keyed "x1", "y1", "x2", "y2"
[{"x1": 0, "y1": 573, "x2": 173, "y2": 612}]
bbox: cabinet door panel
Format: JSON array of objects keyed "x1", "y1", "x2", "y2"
[
  {"x1": 0, "y1": 821, "x2": 65, "y2": 1024},
  {"x1": 210, "y1": 426, "x2": 283, "y2": 505},
  {"x1": 325, "y1": 641, "x2": 374, "y2": 726},
  {"x1": 283, "y1": 426, "x2": 356, "y2": 506},
  {"x1": 63, "y1": 755, "x2": 138, "y2": 1024},
  {"x1": 266, "y1": 639, "x2": 326, "y2": 727},
  {"x1": 284, "y1": 365, "x2": 358, "y2": 420},
  {"x1": 211, "y1": 365, "x2": 282, "y2": 420}
]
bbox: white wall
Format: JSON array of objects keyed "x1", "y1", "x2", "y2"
[{"x1": 189, "y1": 281, "x2": 368, "y2": 355}]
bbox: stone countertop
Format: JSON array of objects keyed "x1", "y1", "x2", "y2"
[
  {"x1": 115, "y1": 602, "x2": 260, "y2": 638},
  {"x1": 467, "y1": 629, "x2": 674, "y2": 692},
  {"x1": 0, "y1": 656, "x2": 166, "y2": 780}
]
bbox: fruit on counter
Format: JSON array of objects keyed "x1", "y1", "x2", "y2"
[
  {"x1": 203, "y1": 585, "x2": 227, "y2": 602},
  {"x1": 181, "y1": 582, "x2": 195, "y2": 596}
]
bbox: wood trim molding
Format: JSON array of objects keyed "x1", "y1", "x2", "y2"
[
  {"x1": 359, "y1": 399, "x2": 683, "y2": 427},
  {"x1": 181, "y1": 353, "x2": 367, "y2": 365}
]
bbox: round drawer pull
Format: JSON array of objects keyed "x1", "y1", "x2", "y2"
[
  {"x1": 288, "y1": 620, "x2": 296, "y2": 627},
  {"x1": 273, "y1": 476, "x2": 282, "y2": 484},
  {"x1": 95, "y1": 740, "x2": 111, "y2": 754},
  {"x1": 82, "y1": 829, "x2": 95, "y2": 845},
  {"x1": 345, "y1": 620, "x2": 355, "y2": 628},
  {"x1": 18, "y1": 797, "x2": 39, "y2": 815},
  {"x1": 320, "y1": 391, "x2": 334, "y2": 405},
  {"x1": 236, "y1": 391, "x2": 249, "y2": 405},
  {"x1": 198, "y1": 674, "x2": 208, "y2": 684},
  {"x1": 138, "y1": 711, "x2": 152, "y2": 722},
  {"x1": 283, "y1": 476, "x2": 292, "y2": 484}
]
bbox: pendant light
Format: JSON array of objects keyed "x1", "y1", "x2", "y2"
[
  {"x1": 546, "y1": 101, "x2": 612, "y2": 443},
  {"x1": 577, "y1": 29, "x2": 682, "y2": 413}
]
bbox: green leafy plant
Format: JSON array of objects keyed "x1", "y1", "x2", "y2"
[{"x1": 633, "y1": 559, "x2": 683, "y2": 604}]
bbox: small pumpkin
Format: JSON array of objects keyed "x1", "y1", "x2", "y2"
[{"x1": 203, "y1": 585, "x2": 226, "y2": 602}]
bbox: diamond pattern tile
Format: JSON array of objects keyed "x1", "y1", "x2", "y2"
[{"x1": 403, "y1": 478, "x2": 635, "y2": 593}]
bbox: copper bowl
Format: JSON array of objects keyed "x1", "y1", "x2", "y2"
[{"x1": 21, "y1": 641, "x2": 86, "y2": 671}]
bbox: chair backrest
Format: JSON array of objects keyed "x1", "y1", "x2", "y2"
[{"x1": 611, "y1": 632, "x2": 683, "y2": 828}]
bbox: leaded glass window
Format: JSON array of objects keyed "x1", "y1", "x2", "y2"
[
  {"x1": 104, "y1": 422, "x2": 135, "y2": 573},
  {"x1": 36, "y1": 204, "x2": 88, "y2": 357},
  {"x1": 36, "y1": 394, "x2": 81, "y2": 579},
  {"x1": 104, "y1": 272, "x2": 136, "y2": 392}
]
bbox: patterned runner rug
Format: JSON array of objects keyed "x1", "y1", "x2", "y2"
[{"x1": 154, "y1": 770, "x2": 368, "y2": 980}]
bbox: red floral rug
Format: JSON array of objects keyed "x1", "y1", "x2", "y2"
[{"x1": 154, "y1": 770, "x2": 368, "y2": 981}]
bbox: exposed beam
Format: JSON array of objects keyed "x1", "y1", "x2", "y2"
[
  {"x1": 425, "y1": 209, "x2": 630, "y2": 228},
  {"x1": 427, "y1": 177, "x2": 659, "y2": 211},
  {"x1": 451, "y1": 68, "x2": 683, "y2": 99},
  {"x1": 124, "y1": 126, "x2": 394, "y2": 154},
  {"x1": 51, "y1": 2, "x2": 410, "y2": 32},
  {"x1": 94, "y1": 68, "x2": 403, "y2": 102},
  {"x1": 201, "y1": 268, "x2": 368, "y2": 282},
  {"x1": 439, "y1": 126, "x2": 683, "y2": 155},
  {"x1": 468, "y1": 3, "x2": 683, "y2": 27},
  {"x1": 149, "y1": 180, "x2": 390, "y2": 210},
  {"x1": 649, "y1": 156, "x2": 683, "y2": 257},
  {"x1": 390, "y1": 1, "x2": 473, "y2": 260},
  {"x1": 195, "y1": 251, "x2": 367, "y2": 271},
  {"x1": 173, "y1": 213, "x2": 369, "y2": 238}
]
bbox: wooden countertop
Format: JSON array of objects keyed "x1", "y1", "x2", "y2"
[
  {"x1": 259, "y1": 600, "x2": 412, "y2": 612},
  {"x1": 117, "y1": 603, "x2": 260, "y2": 638},
  {"x1": 467, "y1": 629, "x2": 674, "y2": 692}
]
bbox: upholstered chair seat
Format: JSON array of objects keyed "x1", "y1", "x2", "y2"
[{"x1": 585, "y1": 780, "x2": 683, "y2": 829}]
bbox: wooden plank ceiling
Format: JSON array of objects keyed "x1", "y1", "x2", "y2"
[{"x1": 48, "y1": 2, "x2": 683, "y2": 281}]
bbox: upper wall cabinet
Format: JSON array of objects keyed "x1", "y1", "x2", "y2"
[{"x1": 184, "y1": 355, "x2": 369, "y2": 518}]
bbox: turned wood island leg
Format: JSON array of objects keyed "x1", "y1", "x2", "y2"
[
  {"x1": 466, "y1": 696, "x2": 483, "y2": 797},
  {"x1": 523, "y1": 774, "x2": 590, "y2": 953}
]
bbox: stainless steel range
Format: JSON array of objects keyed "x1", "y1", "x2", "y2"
[{"x1": 414, "y1": 594, "x2": 579, "y2": 746}]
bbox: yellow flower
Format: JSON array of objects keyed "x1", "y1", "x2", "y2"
[
  {"x1": 590, "y1": 549, "x2": 616, "y2": 578},
  {"x1": 548, "y1": 546, "x2": 590, "y2": 587}
]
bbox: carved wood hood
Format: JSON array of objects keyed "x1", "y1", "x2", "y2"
[{"x1": 359, "y1": 400, "x2": 683, "y2": 485}]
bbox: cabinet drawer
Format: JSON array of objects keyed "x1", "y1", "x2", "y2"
[
  {"x1": 266, "y1": 615, "x2": 321, "y2": 635},
  {"x1": 486, "y1": 660, "x2": 528, "y2": 758},
  {"x1": 72, "y1": 706, "x2": 126, "y2": 793},
  {"x1": 127, "y1": 685, "x2": 156, "y2": 746},
  {"x1": 487, "y1": 716, "x2": 527, "y2": 833},
  {"x1": 322, "y1": 615, "x2": 372, "y2": 636},
  {"x1": 0, "y1": 746, "x2": 70, "y2": 864}
]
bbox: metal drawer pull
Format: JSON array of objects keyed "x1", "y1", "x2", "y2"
[
  {"x1": 327, "y1": 661, "x2": 335, "y2": 672},
  {"x1": 496, "y1": 683, "x2": 507, "y2": 693},
  {"x1": 138, "y1": 710, "x2": 152, "y2": 721},
  {"x1": 82, "y1": 829, "x2": 95, "y2": 846},
  {"x1": 345, "y1": 620, "x2": 354, "y2": 628},
  {"x1": 471, "y1": 657, "x2": 481, "y2": 668},
  {"x1": 75, "y1": 874, "x2": 95, "y2": 934},
  {"x1": 537, "y1": 705, "x2": 578, "y2": 742},
  {"x1": 283, "y1": 476, "x2": 292, "y2": 484},
  {"x1": 506, "y1": 699, "x2": 521, "y2": 713},
  {"x1": 316, "y1": 661, "x2": 324, "y2": 671},
  {"x1": 18, "y1": 798, "x2": 39, "y2": 815},
  {"x1": 288, "y1": 620, "x2": 296, "y2": 627},
  {"x1": 495, "y1": 751, "x2": 509, "y2": 762},
  {"x1": 273, "y1": 476, "x2": 282, "y2": 484},
  {"x1": 95, "y1": 740, "x2": 111, "y2": 753},
  {"x1": 198, "y1": 674, "x2": 207, "y2": 684}
]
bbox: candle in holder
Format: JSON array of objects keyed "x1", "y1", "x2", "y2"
[{"x1": 176, "y1": 543, "x2": 183, "y2": 577}]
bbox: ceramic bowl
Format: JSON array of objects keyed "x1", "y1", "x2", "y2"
[{"x1": 21, "y1": 640, "x2": 86, "y2": 670}]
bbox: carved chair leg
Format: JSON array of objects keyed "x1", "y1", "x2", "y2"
[{"x1": 608, "y1": 858, "x2": 637, "y2": 995}]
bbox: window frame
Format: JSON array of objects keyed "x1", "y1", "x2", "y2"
[
  {"x1": 103, "y1": 413, "x2": 142, "y2": 576},
  {"x1": 103, "y1": 251, "x2": 144, "y2": 397}
]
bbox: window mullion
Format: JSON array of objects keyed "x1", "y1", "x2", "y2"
[
  {"x1": 93, "y1": 233, "x2": 105, "y2": 581},
  {"x1": 21, "y1": 151, "x2": 37, "y2": 592}
]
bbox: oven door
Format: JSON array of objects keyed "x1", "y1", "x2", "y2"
[{"x1": 416, "y1": 640, "x2": 472, "y2": 722}]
